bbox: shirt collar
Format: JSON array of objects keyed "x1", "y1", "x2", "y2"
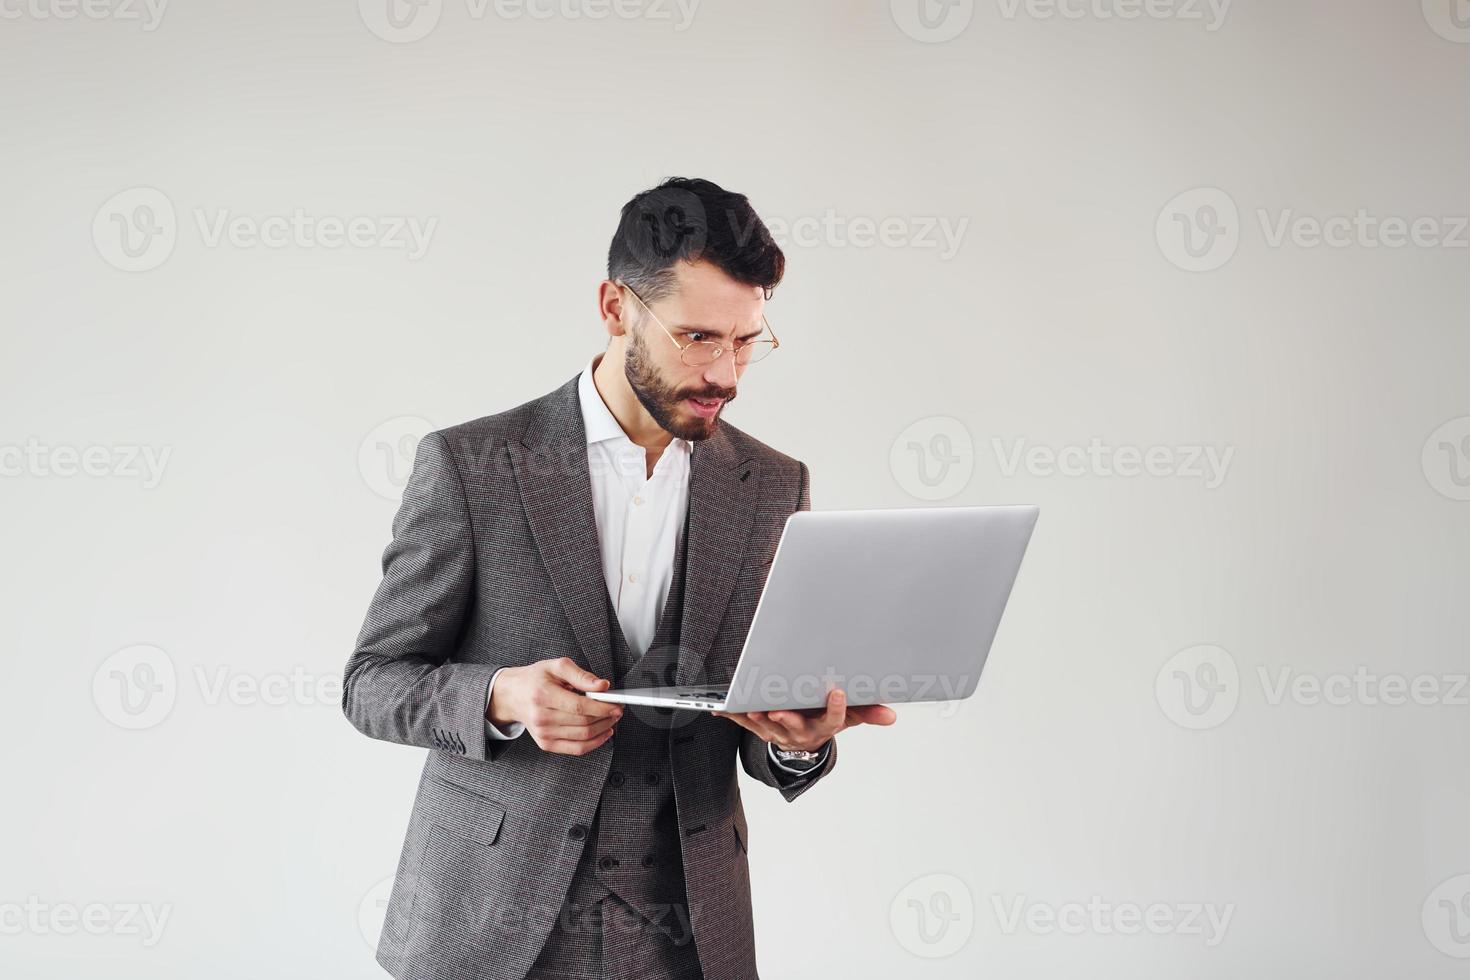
[{"x1": 578, "y1": 353, "x2": 694, "y2": 457}]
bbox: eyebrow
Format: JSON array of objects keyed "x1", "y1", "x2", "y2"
[{"x1": 672, "y1": 323, "x2": 767, "y2": 343}]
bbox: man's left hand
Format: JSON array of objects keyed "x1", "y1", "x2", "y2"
[{"x1": 711, "y1": 690, "x2": 896, "y2": 752}]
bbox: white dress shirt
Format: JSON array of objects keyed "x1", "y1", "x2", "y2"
[{"x1": 483, "y1": 353, "x2": 828, "y2": 775}]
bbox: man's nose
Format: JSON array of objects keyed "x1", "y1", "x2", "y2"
[{"x1": 703, "y1": 351, "x2": 739, "y2": 391}]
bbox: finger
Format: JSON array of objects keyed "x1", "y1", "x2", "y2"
[
  {"x1": 545, "y1": 656, "x2": 611, "y2": 694},
  {"x1": 715, "y1": 712, "x2": 777, "y2": 743},
  {"x1": 850, "y1": 703, "x2": 898, "y2": 725},
  {"x1": 540, "y1": 715, "x2": 619, "y2": 741},
  {"x1": 743, "y1": 711, "x2": 792, "y2": 745},
  {"x1": 823, "y1": 690, "x2": 848, "y2": 730},
  {"x1": 762, "y1": 711, "x2": 811, "y2": 742},
  {"x1": 541, "y1": 683, "x2": 624, "y2": 719}
]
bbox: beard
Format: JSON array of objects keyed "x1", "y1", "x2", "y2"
[{"x1": 623, "y1": 321, "x2": 736, "y2": 443}]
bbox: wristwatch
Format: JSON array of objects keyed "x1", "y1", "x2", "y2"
[{"x1": 771, "y1": 743, "x2": 825, "y2": 767}]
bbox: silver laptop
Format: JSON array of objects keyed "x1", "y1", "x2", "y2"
[{"x1": 586, "y1": 504, "x2": 1039, "y2": 713}]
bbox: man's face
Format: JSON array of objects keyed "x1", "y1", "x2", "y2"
[{"x1": 622, "y1": 260, "x2": 767, "y2": 442}]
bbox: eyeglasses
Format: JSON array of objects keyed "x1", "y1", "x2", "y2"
[{"x1": 617, "y1": 280, "x2": 780, "y2": 368}]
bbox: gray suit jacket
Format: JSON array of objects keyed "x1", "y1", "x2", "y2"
[{"x1": 342, "y1": 370, "x2": 838, "y2": 980}]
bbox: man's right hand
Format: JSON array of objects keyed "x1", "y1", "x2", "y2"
[{"x1": 487, "y1": 657, "x2": 623, "y2": 755}]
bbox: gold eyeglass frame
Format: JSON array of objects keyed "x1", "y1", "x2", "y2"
[{"x1": 615, "y1": 279, "x2": 780, "y2": 369}]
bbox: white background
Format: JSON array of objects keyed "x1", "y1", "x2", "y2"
[{"x1": 3, "y1": 1, "x2": 1469, "y2": 977}]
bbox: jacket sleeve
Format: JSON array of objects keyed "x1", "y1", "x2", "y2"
[
  {"x1": 737, "y1": 458, "x2": 838, "y2": 801},
  {"x1": 342, "y1": 430, "x2": 507, "y2": 762}
]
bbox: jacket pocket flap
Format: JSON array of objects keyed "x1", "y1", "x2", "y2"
[{"x1": 426, "y1": 776, "x2": 507, "y2": 846}]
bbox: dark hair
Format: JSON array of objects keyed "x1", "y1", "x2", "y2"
[{"x1": 607, "y1": 177, "x2": 785, "y2": 304}]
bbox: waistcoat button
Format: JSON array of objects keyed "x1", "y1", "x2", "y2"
[
  {"x1": 568, "y1": 824, "x2": 588, "y2": 840},
  {"x1": 598, "y1": 856, "x2": 618, "y2": 871},
  {"x1": 608, "y1": 771, "x2": 625, "y2": 787},
  {"x1": 641, "y1": 853, "x2": 657, "y2": 868},
  {"x1": 645, "y1": 771, "x2": 660, "y2": 785}
]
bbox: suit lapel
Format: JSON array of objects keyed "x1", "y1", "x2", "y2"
[
  {"x1": 510, "y1": 376, "x2": 615, "y2": 684},
  {"x1": 676, "y1": 431, "x2": 759, "y2": 686},
  {"x1": 510, "y1": 371, "x2": 761, "y2": 689}
]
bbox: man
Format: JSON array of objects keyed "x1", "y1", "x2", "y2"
[{"x1": 343, "y1": 176, "x2": 896, "y2": 980}]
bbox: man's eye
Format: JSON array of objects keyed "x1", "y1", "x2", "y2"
[{"x1": 686, "y1": 332, "x2": 710, "y2": 343}]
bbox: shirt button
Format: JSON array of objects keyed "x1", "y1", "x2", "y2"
[
  {"x1": 633, "y1": 495, "x2": 644, "y2": 505},
  {"x1": 628, "y1": 572, "x2": 638, "y2": 583}
]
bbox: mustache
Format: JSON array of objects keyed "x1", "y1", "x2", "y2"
[{"x1": 682, "y1": 388, "x2": 736, "y2": 401}]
